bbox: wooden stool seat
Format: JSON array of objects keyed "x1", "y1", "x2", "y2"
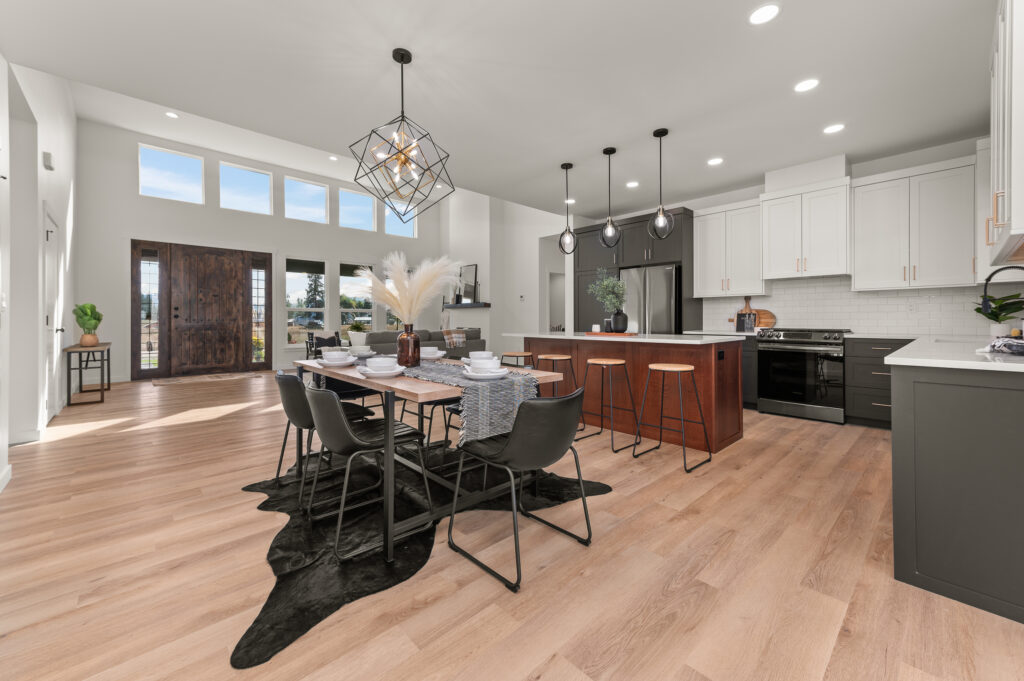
[
  {"x1": 502, "y1": 351, "x2": 533, "y2": 358},
  {"x1": 587, "y1": 358, "x2": 626, "y2": 366},
  {"x1": 538, "y1": 354, "x2": 572, "y2": 361},
  {"x1": 649, "y1": 363, "x2": 695, "y2": 372}
]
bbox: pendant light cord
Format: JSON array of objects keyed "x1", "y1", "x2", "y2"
[
  {"x1": 607, "y1": 153, "x2": 611, "y2": 218},
  {"x1": 400, "y1": 63, "x2": 405, "y2": 116},
  {"x1": 658, "y1": 136, "x2": 663, "y2": 206},
  {"x1": 565, "y1": 167, "x2": 570, "y2": 226}
]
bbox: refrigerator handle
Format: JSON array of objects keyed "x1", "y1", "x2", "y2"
[{"x1": 645, "y1": 270, "x2": 651, "y2": 333}]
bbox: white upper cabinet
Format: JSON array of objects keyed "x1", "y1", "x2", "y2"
[
  {"x1": 726, "y1": 206, "x2": 764, "y2": 295},
  {"x1": 693, "y1": 203, "x2": 765, "y2": 298},
  {"x1": 988, "y1": 0, "x2": 1024, "y2": 263},
  {"x1": 853, "y1": 178, "x2": 910, "y2": 290},
  {"x1": 694, "y1": 212, "x2": 727, "y2": 297},
  {"x1": 801, "y1": 186, "x2": 848, "y2": 277},
  {"x1": 909, "y1": 166, "x2": 976, "y2": 287},
  {"x1": 761, "y1": 194, "x2": 803, "y2": 278},
  {"x1": 852, "y1": 159, "x2": 977, "y2": 291},
  {"x1": 761, "y1": 182, "x2": 849, "y2": 279}
]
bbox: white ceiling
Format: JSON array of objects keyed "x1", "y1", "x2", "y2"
[{"x1": 0, "y1": 0, "x2": 996, "y2": 220}]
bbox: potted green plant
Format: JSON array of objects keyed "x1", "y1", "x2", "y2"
[
  {"x1": 587, "y1": 268, "x2": 628, "y2": 332},
  {"x1": 975, "y1": 292, "x2": 1024, "y2": 337},
  {"x1": 73, "y1": 303, "x2": 103, "y2": 347},
  {"x1": 347, "y1": 320, "x2": 369, "y2": 347}
]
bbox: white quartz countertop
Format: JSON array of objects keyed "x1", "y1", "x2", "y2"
[
  {"x1": 682, "y1": 329, "x2": 757, "y2": 337},
  {"x1": 885, "y1": 336, "x2": 1024, "y2": 373},
  {"x1": 844, "y1": 332, "x2": 919, "y2": 339},
  {"x1": 503, "y1": 332, "x2": 744, "y2": 345}
]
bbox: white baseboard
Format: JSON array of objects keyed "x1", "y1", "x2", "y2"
[
  {"x1": 10, "y1": 429, "x2": 41, "y2": 445},
  {"x1": 0, "y1": 464, "x2": 11, "y2": 495}
]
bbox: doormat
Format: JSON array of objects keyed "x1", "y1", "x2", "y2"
[
  {"x1": 231, "y1": 451, "x2": 611, "y2": 668},
  {"x1": 152, "y1": 372, "x2": 265, "y2": 386}
]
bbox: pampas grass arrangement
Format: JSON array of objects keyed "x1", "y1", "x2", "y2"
[{"x1": 356, "y1": 252, "x2": 462, "y2": 325}]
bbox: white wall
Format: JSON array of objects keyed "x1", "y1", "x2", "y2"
[
  {"x1": 0, "y1": 57, "x2": 11, "y2": 491},
  {"x1": 6, "y1": 65, "x2": 77, "y2": 446},
  {"x1": 74, "y1": 119, "x2": 444, "y2": 382},
  {"x1": 701, "y1": 276, "x2": 1020, "y2": 336}
]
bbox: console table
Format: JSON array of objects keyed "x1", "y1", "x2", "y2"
[{"x1": 64, "y1": 342, "x2": 111, "y2": 405}]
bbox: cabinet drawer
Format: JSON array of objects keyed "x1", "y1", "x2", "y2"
[
  {"x1": 846, "y1": 356, "x2": 893, "y2": 390},
  {"x1": 845, "y1": 337, "x2": 913, "y2": 359},
  {"x1": 845, "y1": 386, "x2": 893, "y2": 422}
]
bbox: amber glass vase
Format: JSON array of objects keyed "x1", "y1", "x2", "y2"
[{"x1": 397, "y1": 324, "x2": 420, "y2": 367}]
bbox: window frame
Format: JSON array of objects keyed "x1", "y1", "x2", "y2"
[
  {"x1": 283, "y1": 175, "x2": 329, "y2": 224},
  {"x1": 285, "y1": 257, "x2": 328, "y2": 345},
  {"x1": 248, "y1": 253, "x2": 273, "y2": 368},
  {"x1": 337, "y1": 187, "x2": 377, "y2": 232},
  {"x1": 138, "y1": 143, "x2": 206, "y2": 205},
  {"x1": 384, "y1": 204, "x2": 418, "y2": 238},
  {"x1": 338, "y1": 263, "x2": 374, "y2": 338},
  {"x1": 218, "y1": 161, "x2": 273, "y2": 216}
]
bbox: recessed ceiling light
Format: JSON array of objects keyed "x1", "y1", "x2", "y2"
[
  {"x1": 165, "y1": 111, "x2": 179, "y2": 119},
  {"x1": 329, "y1": 155, "x2": 338, "y2": 161},
  {"x1": 749, "y1": 4, "x2": 780, "y2": 25},
  {"x1": 823, "y1": 123, "x2": 845, "y2": 134},
  {"x1": 707, "y1": 157, "x2": 724, "y2": 166},
  {"x1": 794, "y1": 78, "x2": 819, "y2": 93},
  {"x1": 565, "y1": 198, "x2": 576, "y2": 205},
  {"x1": 626, "y1": 181, "x2": 639, "y2": 188}
]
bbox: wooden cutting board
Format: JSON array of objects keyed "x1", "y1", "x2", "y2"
[{"x1": 739, "y1": 296, "x2": 776, "y2": 328}]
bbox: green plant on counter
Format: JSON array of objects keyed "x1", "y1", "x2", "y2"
[
  {"x1": 348, "y1": 321, "x2": 367, "y2": 332},
  {"x1": 72, "y1": 303, "x2": 103, "y2": 333},
  {"x1": 975, "y1": 293, "x2": 1024, "y2": 323},
  {"x1": 587, "y1": 268, "x2": 626, "y2": 314}
]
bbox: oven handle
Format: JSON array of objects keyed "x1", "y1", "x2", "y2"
[{"x1": 758, "y1": 344, "x2": 844, "y2": 356}]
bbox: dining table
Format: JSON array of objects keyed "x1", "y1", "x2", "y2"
[{"x1": 293, "y1": 358, "x2": 563, "y2": 563}]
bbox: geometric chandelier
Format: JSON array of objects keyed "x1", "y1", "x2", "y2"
[{"x1": 349, "y1": 48, "x2": 455, "y2": 223}]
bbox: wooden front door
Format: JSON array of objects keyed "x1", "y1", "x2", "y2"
[{"x1": 169, "y1": 244, "x2": 248, "y2": 375}]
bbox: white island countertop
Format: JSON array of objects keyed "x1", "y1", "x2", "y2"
[
  {"x1": 885, "y1": 336, "x2": 1024, "y2": 373},
  {"x1": 504, "y1": 332, "x2": 744, "y2": 345}
]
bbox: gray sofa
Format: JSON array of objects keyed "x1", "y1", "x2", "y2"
[{"x1": 363, "y1": 328, "x2": 485, "y2": 359}]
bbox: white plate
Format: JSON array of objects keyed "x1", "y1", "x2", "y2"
[
  {"x1": 320, "y1": 358, "x2": 355, "y2": 367},
  {"x1": 354, "y1": 351, "x2": 377, "y2": 359},
  {"x1": 462, "y1": 368, "x2": 509, "y2": 381},
  {"x1": 357, "y1": 365, "x2": 404, "y2": 378},
  {"x1": 420, "y1": 351, "x2": 446, "y2": 360}
]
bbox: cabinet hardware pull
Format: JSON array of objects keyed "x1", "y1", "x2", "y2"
[
  {"x1": 973, "y1": 256, "x2": 976, "y2": 274},
  {"x1": 804, "y1": 257, "x2": 808, "y2": 271},
  {"x1": 903, "y1": 266, "x2": 906, "y2": 281},
  {"x1": 870, "y1": 402, "x2": 892, "y2": 408},
  {"x1": 796, "y1": 257, "x2": 800, "y2": 272},
  {"x1": 870, "y1": 371, "x2": 891, "y2": 376},
  {"x1": 995, "y1": 191, "x2": 1008, "y2": 228},
  {"x1": 985, "y1": 217, "x2": 996, "y2": 246},
  {"x1": 870, "y1": 347, "x2": 891, "y2": 351},
  {"x1": 721, "y1": 279, "x2": 724, "y2": 290},
  {"x1": 727, "y1": 278, "x2": 730, "y2": 289},
  {"x1": 913, "y1": 265, "x2": 917, "y2": 280}
]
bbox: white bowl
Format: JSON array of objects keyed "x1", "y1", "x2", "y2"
[
  {"x1": 469, "y1": 351, "x2": 493, "y2": 360},
  {"x1": 323, "y1": 350, "x2": 350, "y2": 359},
  {"x1": 348, "y1": 346, "x2": 371, "y2": 355},
  {"x1": 366, "y1": 357, "x2": 398, "y2": 371},
  {"x1": 470, "y1": 358, "x2": 500, "y2": 371}
]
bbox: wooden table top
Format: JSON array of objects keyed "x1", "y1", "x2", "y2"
[
  {"x1": 294, "y1": 359, "x2": 562, "y2": 403},
  {"x1": 63, "y1": 342, "x2": 112, "y2": 352}
]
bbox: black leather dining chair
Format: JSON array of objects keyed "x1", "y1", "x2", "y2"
[
  {"x1": 305, "y1": 386, "x2": 434, "y2": 560},
  {"x1": 274, "y1": 372, "x2": 372, "y2": 503},
  {"x1": 447, "y1": 388, "x2": 592, "y2": 592}
]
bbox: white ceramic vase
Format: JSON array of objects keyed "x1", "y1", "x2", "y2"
[{"x1": 348, "y1": 331, "x2": 368, "y2": 346}]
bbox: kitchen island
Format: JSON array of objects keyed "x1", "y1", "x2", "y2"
[
  {"x1": 505, "y1": 333, "x2": 744, "y2": 453},
  {"x1": 886, "y1": 337, "x2": 1024, "y2": 624}
]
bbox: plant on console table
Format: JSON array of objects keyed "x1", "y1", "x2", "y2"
[
  {"x1": 588, "y1": 268, "x2": 628, "y2": 333},
  {"x1": 73, "y1": 303, "x2": 103, "y2": 347},
  {"x1": 357, "y1": 252, "x2": 461, "y2": 367},
  {"x1": 975, "y1": 292, "x2": 1024, "y2": 337}
]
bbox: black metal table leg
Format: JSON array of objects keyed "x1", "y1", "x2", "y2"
[
  {"x1": 383, "y1": 390, "x2": 396, "y2": 562},
  {"x1": 66, "y1": 351, "x2": 71, "y2": 406}
]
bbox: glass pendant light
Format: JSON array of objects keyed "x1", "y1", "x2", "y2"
[
  {"x1": 600, "y1": 147, "x2": 621, "y2": 248},
  {"x1": 647, "y1": 128, "x2": 675, "y2": 240},
  {"x1": 558, "y1": 162, "x2": 577, "y2": 255}
]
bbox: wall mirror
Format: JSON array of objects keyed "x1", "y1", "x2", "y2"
[{"x1": 460, "y1": 264, "x2": 478, "y2": 303}]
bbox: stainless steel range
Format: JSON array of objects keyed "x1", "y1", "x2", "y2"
[{"x1": 756, "y1": 328, "x2": 850, "y2": 424}]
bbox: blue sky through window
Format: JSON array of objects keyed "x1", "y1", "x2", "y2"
[
  {"x1": 385, "y1": 204, "x2": 416, "y2": 237},
  {"x1": 339, "y1": 189, "x2": 374, "y2": 231},
  {"x1": 220, "y1": 163, "x2": 271, "y2": 214},
  {"x1": 285, "y1": 178, "x2": 328, "y2": 223},
  {"x1": 139, "y1": 146, "x2": 203, "y2": 203}
]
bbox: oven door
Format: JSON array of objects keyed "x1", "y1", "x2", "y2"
[{"x1": 757, "y1": 345, "x2": 845, "y2": 423}]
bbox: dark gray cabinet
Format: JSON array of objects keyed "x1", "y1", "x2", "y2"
[
  {"x1": 741, "y1": 337, "x2": 757, "y2": 407},
  {"x1": 574, "y1": 268, "x2": 618, "y2": 331},
  {"x1": 843, "y1": 336, "x2": 912, "y2": 427},
  {"x1": 618, "y1": 215, "x2": 685, "y2": 269},
  {"x1": 575, "y1": 229, "x2": 618, "y2": 271}
]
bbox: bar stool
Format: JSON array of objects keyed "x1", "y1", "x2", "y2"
[
  {"x1": 575, "y1": 358, "x2": 639, "y2": 452},
  {"x1": 501, "y1": 351, "x2": 533, "y2": 368},
  {"x1": 535, "y1": 354, "x2": 579, "y2": 398},
  {"x1": 632, "y1": 363, "x2": 711, "y2": 473}
]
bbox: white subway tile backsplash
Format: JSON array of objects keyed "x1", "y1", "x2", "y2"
[{"x1": 701, "y1": 276, "x2": 1023, "y2": 336}]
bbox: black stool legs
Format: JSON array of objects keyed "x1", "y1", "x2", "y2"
[
  {"x1": 632, "y1": 368, "x2": 712, "y2": 473},
  {"x1": 575, "y1": 363, "x2": 640, "y2": 452}
]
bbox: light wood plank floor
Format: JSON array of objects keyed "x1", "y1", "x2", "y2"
[{"x1": 2, "y1": 373, "x2": 1023, "y2": 680}]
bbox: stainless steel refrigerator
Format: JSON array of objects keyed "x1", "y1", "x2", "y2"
[{"x1": 620, "y1": 265, "x2": 681, "y2": 334}]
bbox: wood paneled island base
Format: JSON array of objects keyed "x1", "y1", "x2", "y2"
[{"x1": 521, "y1": 334, "x2": 744, "y2": 453}]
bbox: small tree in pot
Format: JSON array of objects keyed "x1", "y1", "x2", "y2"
[
  {"x1": 588, "y1": 268, "x2": 628, "y2": 332},
  {"x1": 73, "y1": 303, "x2": 104, "y2": 347}
]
